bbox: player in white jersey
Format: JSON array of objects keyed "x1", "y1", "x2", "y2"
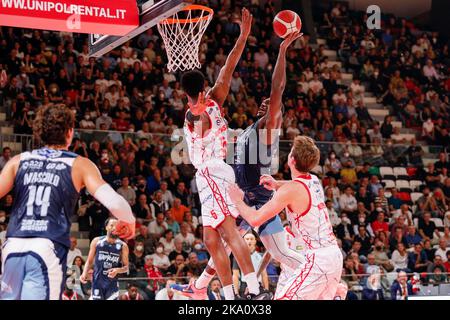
[
  {"x1": 177, "y1": 9, "x2": 269, "y2": 300},
  {"x1": 229, "y1": 136, "x2": 343, "y2": 300}
]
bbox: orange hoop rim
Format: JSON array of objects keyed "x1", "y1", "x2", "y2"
[{"x1": 159, "y1": 4, "x2": 213, "y2": 24}]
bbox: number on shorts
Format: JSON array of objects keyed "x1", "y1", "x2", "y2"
[{"x1": 26, "y1": 185, "x2": 52, "y2": 217}]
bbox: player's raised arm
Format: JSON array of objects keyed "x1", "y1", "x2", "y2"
[
  {"x1": 0, "y1": 155, "x2": 20, "y2": 199},
  {"x1": 80, "y1": 237, "x2": 99, "y2": 283},
  {"x1": 73, "y1": 157, "x2": 135, "y2": 239},
  {"x1": 264, "y1": 31, "x2": 303, "y2": 135},
  {"x1": 208, "y1": 8, "x2": 252, "y2": 106}
]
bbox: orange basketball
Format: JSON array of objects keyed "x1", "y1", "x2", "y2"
[{"x1": 273, "y1": 10, "x2": 302, "y2": 38}]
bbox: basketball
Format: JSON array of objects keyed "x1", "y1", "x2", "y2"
[{"x1": 273, "y1": 10, "x2": 302, "y2": 38}]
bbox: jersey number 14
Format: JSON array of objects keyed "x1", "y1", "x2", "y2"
[{"x1": 26, "y1": 185, "x2": 52, "y2": 217}]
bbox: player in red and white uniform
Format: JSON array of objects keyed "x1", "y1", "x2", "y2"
[
  {"x1": 184, "y1": 99, "x2": 233, "y2": 229},
  {"x1": 229, "y1": 136, "x2": 343, "y2": 300},
  {"x1": 174, "y1": 9, "x2": 270, "y2": 301}
]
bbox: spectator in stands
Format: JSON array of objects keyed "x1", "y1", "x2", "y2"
[
  {"x1": 142, "y1": 255, "x2": 163, "y2": 300},
  {"x1": 423, "y1": 239, "x2": 436, "y2": 262},
  {"x1": 67, "y1": 237, "x2": 82, "y2": 268},
  {"x1": 390, "y1": 271, "x2": 413, "y2": 300},
  {"x1": 159, "y1": 229, "x2": 175, "y2": 256},
  {"x1": 339, "y1": 186, "x2": 358, "y2": 215},
  {"x1": 185, "y1": 252, "x2": 204, "y2": 278},
  {"x1": 169, "y1": 238, "x2": 189, "y2": 263},
  {"x1": 419, "y1": 212, "x2": 441, "y2": 245},
  {"x1": 405, "y1": 225, "x2": 422, "y2": 248},
  {"x1": 150, "y1": 243, "x2": 170, "y2": 273},
  {"x1": 388, "y1": 188, "x2": 404, "y2": 212},
  {"x1": 167, "y1": 253, "x2": 189, "y2": 280},
  {"x1": 0, "y1": 147, "x2": 11, "y2": 171},
  {"x1": 391, "y1": 243, "x2": 410, "y2": 272},
  {"x1": 389, "y1": 226, "x2": 408, "y2": 252},
  {"x1": 129, "y1": 238, "x2": 147, "y2": 276},
  {"x1": 170, "y1": 198, "x2": 190, "y2": 224},
  {"x1": 324, "y1": 151, "x2": 342, "y2": 180},
  {"x1": 159, "y1": 181, "x2": 174, "y2": 206},
  {"x1": 117, "y1": 176, "x2": 136, "y2": 206},
  {"x1": 435, "y1": 238, "x2": 449, "y2": 262},
  {"x1": 335, "y1": 212, "x2": 354, "y2": 251},
  {"x1": 408, "y1": 243, "x2": 429, "y2": 273},
  {"x1": 354, "y1": 225, "x2": 372, "y2": 257},
  {"x1": 174, "y1": 222, "x2": 195, "y2": 253},
  {"x1": 372, "y1": 212, "x2": 389, "y2": 237},
  {"x1": 133, "y1": 194, "x2": 153, "y2": 223},
  {"x1": 326, "y1": 199, "x2": 340, "y2": 227},
  {"x1": 372, "y1": 239, "x2": 394, "y2": 272},
  {"x1": 393, "y1": 204, "x2": 413, "y2": 226},
  {"x1": 165, "y1": 210, "x2": 180, "y2": 235},
  {"x1": 369, "y1": 175, "x2": 383, "y2": 197},
  {"x1": 148, "y1": 212, "x2": 168, "y2": 239}
]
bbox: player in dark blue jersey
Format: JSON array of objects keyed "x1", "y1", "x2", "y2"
[
  {"x1": 172, "y1": 31, "x2": 306, "y2": 299},
  {"x1": 0, "y1": 104, "x2": 136, "y2": 300},
  {"x1": 80, "y1": 218, "x2": 129, "y2": 300}
]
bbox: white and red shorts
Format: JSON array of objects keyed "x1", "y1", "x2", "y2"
[
  {"x1": 275, "y1": 245, "x2": 343, "y2": 300},
  {"x1": 195, "y1": 159, "x2": 239, "y2": 229}
]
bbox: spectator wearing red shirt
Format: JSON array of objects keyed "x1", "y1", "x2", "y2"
[
  {"x1": 113, "y1": 111, "x2": 130, "y2": 131},
  {"x1": 371, "y1": 212, "x2": 389, "y2": 236},
  {"x1": 143, "y1": 255, "x2": 163, "y2": 299},
  {"x1": 444, "y1": 251, "x2": 450, "y2": 273}
]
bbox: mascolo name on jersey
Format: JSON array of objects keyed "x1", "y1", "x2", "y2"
[{"x1": 23, "y1": 172, "x2": 60, "y2": 187}]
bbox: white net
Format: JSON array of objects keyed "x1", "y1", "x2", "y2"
[{"x1": 157, "y1": 6, "x2": 213, "y2": 72}]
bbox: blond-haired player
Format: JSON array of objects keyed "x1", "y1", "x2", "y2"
[{"x1": 229, "y1": 136, "x2": 343, "y2": 300}]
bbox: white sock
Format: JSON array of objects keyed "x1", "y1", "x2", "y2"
[
  {"x1": 244, "y1": 272, "x2": 260, "y2": 295},
  {"x1": 223, "y1": 285, "x2": 235, "y2": 300},
  {"x1": 195, "y1": 271, "x2": 214, "y2": 290}
]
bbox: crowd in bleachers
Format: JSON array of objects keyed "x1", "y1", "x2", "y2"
[{"x1": 1, "y1": 0, "x2": 450, "y2": 300}]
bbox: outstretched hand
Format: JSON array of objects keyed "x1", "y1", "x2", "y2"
[
  {"x1": 237, "y1": 8, "x2": 253, "y2": 39},
  {"x1": 280, "y1": 31, "x2": 303, "y2": 50},
  {"x1": 188, "y1": 91, "x2": 208, "y2": 116}
]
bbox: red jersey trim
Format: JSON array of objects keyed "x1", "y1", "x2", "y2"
[
  {"x1": 296, "y1": 173, "x2": 312, "y2": 180},
  {"x1": 186, "y1": 106, "x2": 213, "y2": 139},
  {"x1": 287, "y1": 179, "x2": 312, "y2": 218}
]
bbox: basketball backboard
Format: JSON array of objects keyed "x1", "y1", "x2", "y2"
[{"x1": 89, "y1": 0, "x2": 191, "y2": 57}]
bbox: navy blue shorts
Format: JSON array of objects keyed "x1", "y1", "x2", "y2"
[{"x1": 235, "y1": 189, "x2": 284, "y2": 237}]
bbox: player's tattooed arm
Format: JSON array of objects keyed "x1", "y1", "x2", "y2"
[
  {"x1": 80, "y1": 237, "x2": 99, "y2": 283},
  {"x1": 108, "y1": 243, "x2": 130, "y2": 278},
  {"x1": 209, "y1": 8, "x2": 253, "y2": 106}
]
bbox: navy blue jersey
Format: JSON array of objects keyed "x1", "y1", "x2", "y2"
[
  {"x1": 93, "y1": 236, "x2": 124, "y2": 289},
  {"x1": 6, "y1": 147, "x2": 79, "y2": 248},
  {"x1": 232, "y1": 118, "x2": 279, "y2": 204}
]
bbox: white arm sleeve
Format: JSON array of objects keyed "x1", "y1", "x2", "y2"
[{"x1": 94, "y1": 183, "x2": 135, "y2": 223}]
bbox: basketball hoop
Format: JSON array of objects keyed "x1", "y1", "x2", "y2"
[{"x1": 157, "y1": 4, "x2": 213, "y2": 72}]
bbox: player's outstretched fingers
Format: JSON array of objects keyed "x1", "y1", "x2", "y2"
[{"x1": 260, "y1": 174, "x2": 276, "y2": 190}]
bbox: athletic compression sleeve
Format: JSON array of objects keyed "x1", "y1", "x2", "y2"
[{"x1": 94, "y1": 183, "x2": 135, "y2": 223}]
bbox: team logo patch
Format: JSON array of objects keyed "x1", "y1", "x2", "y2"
[{"x1": 116, "y1": 244, "x2": 121, "y2": 250}]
